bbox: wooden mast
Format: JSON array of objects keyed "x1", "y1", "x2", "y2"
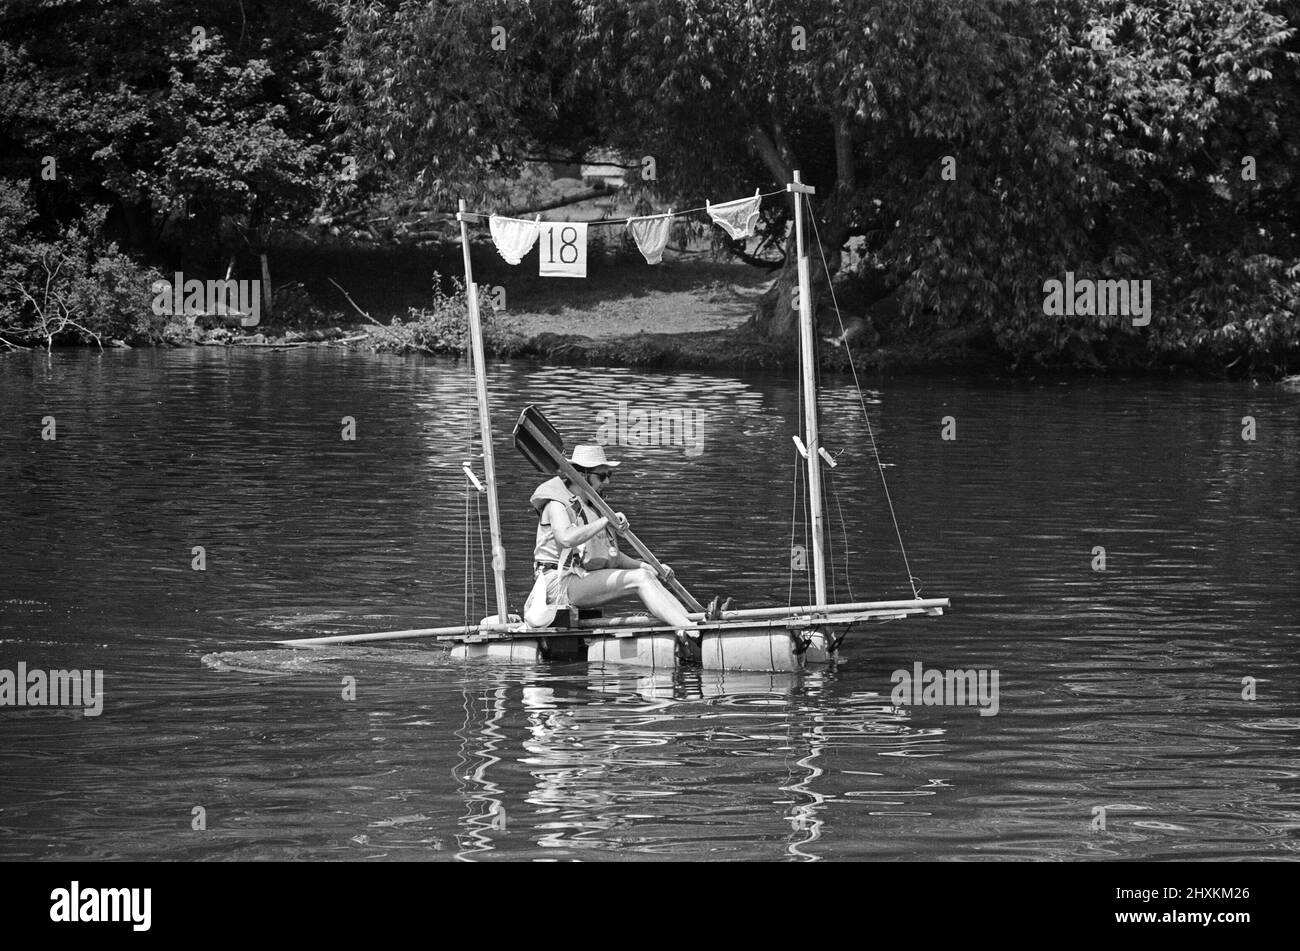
[
  {"x1": 788, "y1": 171, "x2": 827, "y2": 608},
  {"x1": 457, "y1": 199, "x2": 510, "y2": 623}
]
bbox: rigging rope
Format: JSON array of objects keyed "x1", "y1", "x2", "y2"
[
  {"x1": 786, "y1": 450, "x2": 799, "y2": 608},
  {"x1": 805, "y1": 201, "x2": 921, "y2": 601},
  {"x1": 801, "y1": 458, "x2": 812, "y2": 609},
  {"x1": 790, "y1": 292, "x2": 814, "y2": 612},
  {"x1": 462, "y1": 357, "x2": 491, "y2": 626},
  {"x1": 787, "y1": 447, "x2": 815, "y2": 610},
  {"x1": 463, "y1": 472, "x2": 472, "y2": 629},
  {"x1": 829, "y1": 474, "x2": 856, "y2": 603},
  {"x1": 475, "y1": 488, "x2": 488, "y2": 614},
  {"x1": 824, "y1": 468, "x2": 839, "y2": 604}
]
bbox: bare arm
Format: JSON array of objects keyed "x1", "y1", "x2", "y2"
[
  {"x1": 620, "y1": 553, "x2": 674, "y2": 579},
  {"x1": 546, "y1": 501, "x2": 609, "y2": 550}
]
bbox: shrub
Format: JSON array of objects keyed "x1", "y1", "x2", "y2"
[
  {"x1": 381, "y1": 272, "x2": 525, "y2": 356},
  {"x1": 0, "y1": 180, "x2": 176, "y2": 347}
]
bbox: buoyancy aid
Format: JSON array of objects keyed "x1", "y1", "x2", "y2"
[{"x1": 530, "y1": 476, "x2": 620, "y2": 569}]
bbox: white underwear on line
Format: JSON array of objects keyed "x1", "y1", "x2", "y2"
[
  {"x1": 706, "y1": 189, "x2": 762, "y2": 240},
  {"x1": 626, "y1": 213, "x2": 673, "y2": 265},
  {"x1": 489, "y1": 215, "x2": 541, "y2": 265}
]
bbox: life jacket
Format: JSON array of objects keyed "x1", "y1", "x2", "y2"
[{"x1": 529, "y1": 476, "x2": 619, "y2": 567}]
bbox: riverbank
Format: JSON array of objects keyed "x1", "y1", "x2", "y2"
[
  {"x1": 264, "y1": 239, "x2": 1300, "y2": 377},
  {"x1": 122, "y1": 246, "x2": 1010, "y2": 374},
  {"x1": 6, "y1": 240, "x2": 1296, "y2": 379}
]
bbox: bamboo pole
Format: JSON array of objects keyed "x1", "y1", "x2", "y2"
[
  {"x1": 478, "y1": 597, "x2": 951, "y2": 632},
  {"x1": 275, "y1": 597, "x2": 950, "y2": 646},
  {"x1": 276, "y1": 624, "x2": 479, "y2": 647},
  {"x1": 472, "y1": 602, "x2": 946, "y2": 639},
  {"x1": 789, "y1": 171, "x2": 826, "y2": 608},
  {"x1": 458, "y1": 199, "x2": 510, "y2": 624}
]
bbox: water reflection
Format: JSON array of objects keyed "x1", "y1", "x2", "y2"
[
  {"x1": 447, "y1": 666, "x2": 954, "y2": 860},
  {"x1": 454, "y1": 675, "x2": 510, "y2": 860}
]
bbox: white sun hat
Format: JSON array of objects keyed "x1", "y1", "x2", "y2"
[{"x1": 567, "y1": 444, "x2": 621, "y2": 469}]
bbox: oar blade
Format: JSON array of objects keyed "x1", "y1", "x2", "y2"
[{"x1": 513, "y1": 403, "x2": 565, "y2": 473}]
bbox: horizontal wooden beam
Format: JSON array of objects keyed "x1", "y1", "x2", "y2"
[
  {"x1": 476, "y1": 597, "x2": 949, "y2": 633},
  {"x1": 459, "y1": 602, "x2": 946, "y2": 641},
  {"x1": 276, "y1": 624, "x2": 477, "y2": 647},
  {"x1": 275, "y1": 602, "x2": 950, "y2": 648}
]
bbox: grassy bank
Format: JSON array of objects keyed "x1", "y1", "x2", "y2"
[
  {"x1": 6, "y1": 229, "x2": 1295, "y2": 379},
  {"x1": 268, "y1": 239, "x2": 991, "y2": 374}
]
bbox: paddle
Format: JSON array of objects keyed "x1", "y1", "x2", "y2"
[
  {"x1": 514, "y1": 403, "x2": 564, "y2": 473},
  {"x1": 513, "y1": 404, "x2": 705, "y2": 613}
]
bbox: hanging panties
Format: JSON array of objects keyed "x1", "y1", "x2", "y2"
[
  {"x1": 706, "y1": 189, "x2": 762, "y2": 240},
  {"x1": 489, "y1": 215, "x2": 540, "y2": 265},
  {"x1": 626, "y1": 213, "x2": 673, "y2": 265}
]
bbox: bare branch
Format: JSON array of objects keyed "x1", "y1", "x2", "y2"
[
  {"x1": 771, "y1": 116, "x2": 798, "y2": 174},
  {"x1": 61, "y1": 316, "x2": 103, "y2": 351},
  {"x1": 522, "y1": 154, "x2": 643, "y2": 170},
  {"x1": 502, "y1": 183, "x2": 619, "y2": 216},
  {"x1": 748, "y1": 125, "x2": 792, "y2": 184},
  {"x1": 832, "y1": 111, "x2": 855, "y2": 190},
  {"x1": 327, "y1": 278, "x2": 436, "y2": 355}
]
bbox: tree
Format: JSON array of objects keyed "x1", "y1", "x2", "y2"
[
  {"x1": 319, "y1": 0, "x2": 588, "y2": 199},
  {"x1": 130, "y1": 33, "x2": 331, "y2": 313},
  {"x1": 0, "y1": 0, "x2": 338, "y2": 290},
  {"x1": 320, "y1": 0, "x2": 1298, "y2": 370}
]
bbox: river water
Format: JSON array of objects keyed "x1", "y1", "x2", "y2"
[{"x1": 1, "y1": 347, "x2": 1297, "y2": 861}]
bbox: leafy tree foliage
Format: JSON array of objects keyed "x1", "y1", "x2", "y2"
[
  {"x1": 321, "y1": 0, "x2": 1298, "y2": 371},
  {"x1": 319, "y1": 0, "x2": 595, "y2": 198},
  {"x1": 0, "y1": 0, "x2": 1294, "y2": 370},
  {"x1": 0, "y1": 0, "x2": 336, "y2": 266}
]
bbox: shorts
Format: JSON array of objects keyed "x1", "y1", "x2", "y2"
[{"x1": 538, "y1": 565, "x2": 585, "y2": 606}]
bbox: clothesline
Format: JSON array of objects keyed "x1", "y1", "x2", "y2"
[
  {"x1": 471, "y1": 186, "x2": 788, "y2": 269},
  {"x1": 457, "y1": 187, "x2": 788, "y2": 228}
]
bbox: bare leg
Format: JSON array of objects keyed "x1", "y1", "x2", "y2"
[{"x1": 561, "y1": 568, "x2": 696, "y2": 632}]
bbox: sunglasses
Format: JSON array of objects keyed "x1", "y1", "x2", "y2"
[{"x1": 590, "y1": 470, "x2": 613, "y2": 482}]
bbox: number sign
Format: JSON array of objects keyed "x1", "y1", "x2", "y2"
[{"x1": 539, "y1": 222, "x2": 587, "y2": 278}]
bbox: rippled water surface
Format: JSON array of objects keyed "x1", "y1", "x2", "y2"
[{"x1": 1, "y1": 348, "x2": 1297, "y2": 860}]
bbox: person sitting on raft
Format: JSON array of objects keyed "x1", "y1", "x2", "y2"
[{"x1": 530, "y1": 444, "x2": 697, "y2": 639}]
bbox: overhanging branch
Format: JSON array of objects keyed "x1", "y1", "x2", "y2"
[{"x1": 748, "y1": 125, "x2": 793, "y2": 184}]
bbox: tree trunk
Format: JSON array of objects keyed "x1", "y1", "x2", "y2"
[
  {"x1": 260, "y1": 251, "x2": 273, "y2": 318},
  {"x1": 744, "y1": 116, "x2": 856, "y2": 342},
  {"x1": 748, "y1": 201, "x2": 850, "y2": 342},
  {"x1": 749, "y1": 251, "x2": 801, "y2": 341}
]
